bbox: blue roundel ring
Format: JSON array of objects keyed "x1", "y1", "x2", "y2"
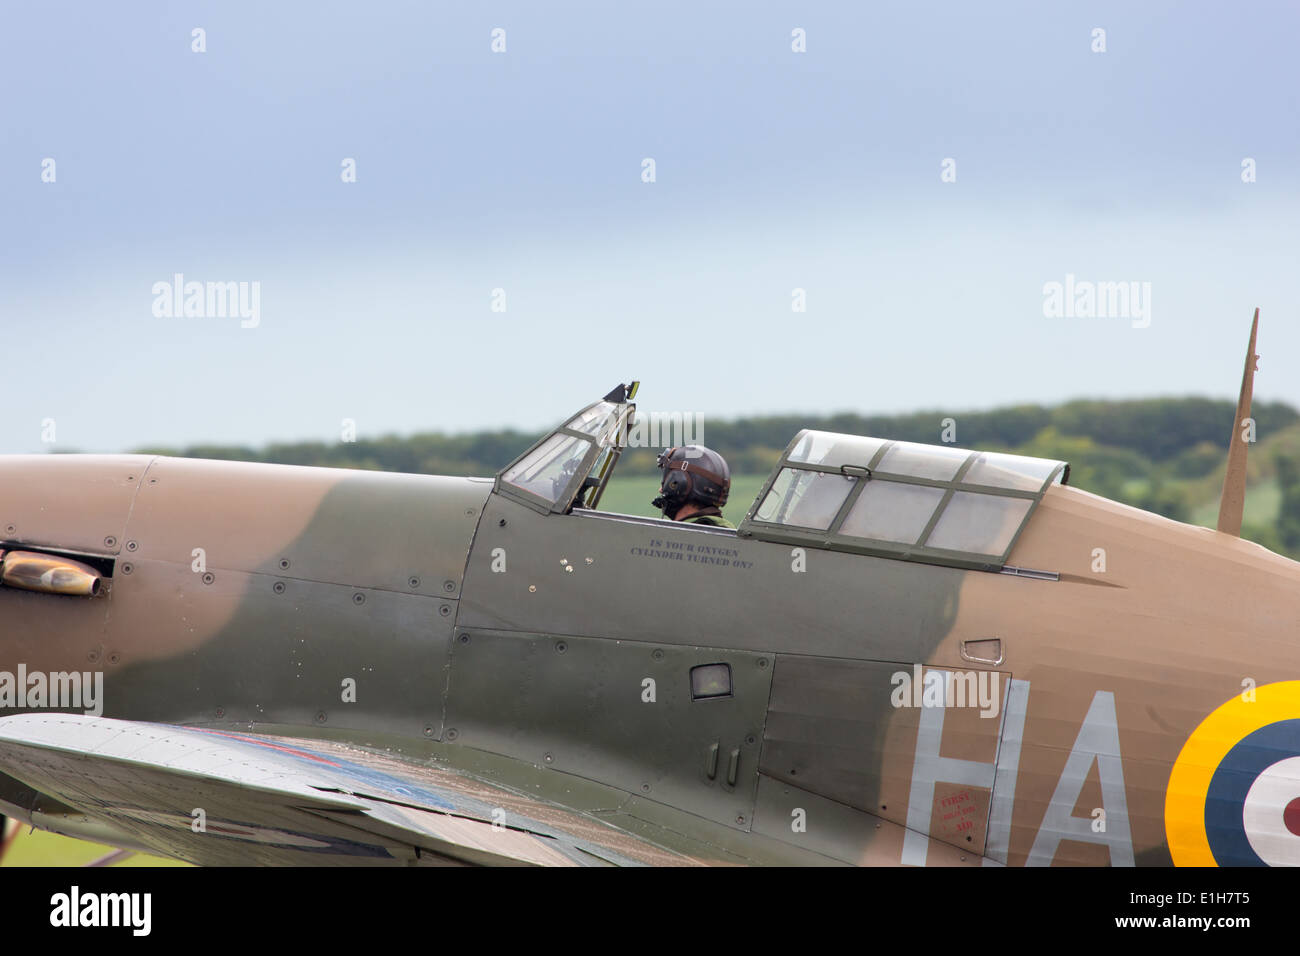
[
  {"x1": 1204, "y1": 718, "x2": 1300, "y2": 866},
  {"x1": 1167, "y1": 682, "x2": 1300, "y2": 865}
]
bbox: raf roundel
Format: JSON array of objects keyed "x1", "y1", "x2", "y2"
[{"x1": 1166, "y1": 681, "x2": 1300, "y2": 866}]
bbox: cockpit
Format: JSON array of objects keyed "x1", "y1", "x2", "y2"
[{"x1": 494, "y1": 384, "x2": 1070, "y2": 571}]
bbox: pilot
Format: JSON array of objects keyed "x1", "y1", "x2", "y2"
[{"x1": 652, "y1": 445, "x2": 735, "y2": 528}]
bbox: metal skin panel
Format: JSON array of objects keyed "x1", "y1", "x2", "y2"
[
  {"x1": 751, "y1": 775, "x2": 983, "y2": 866},
  {"x1": 1, "y1": 583, "x2": 111, "y2": 682},
  {"x1": 459, "y1": 495, "x2": 967, "y2": 663},
  {"x1": 444, "y1": 629, "x2": 772, "y2": 830},
  {"x1": 761, "y1": 656, "x2": 1010, "y2": 855},
  {"x1": 0, "y1": 454, "x2": 151, "y2": 555},
  {"x1": 456, "y1": 494, "x2": 968, "y2": 828},
  {"x1": 761, "y1": 657, "x2": 905, "y2": 814},
  {"x1": 101, "y1": 561, "x2": 453, "y2": 740},
  {"x1": 0, "y1": 455, "x2": 487, "y2": 750},
  {"x1": 123, "y1": 457, "x2": 491, "y2": 598}
]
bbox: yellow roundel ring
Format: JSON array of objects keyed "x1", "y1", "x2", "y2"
[{"x1": 1165, "y1": 680, "x2": 1300, "y2": 866}]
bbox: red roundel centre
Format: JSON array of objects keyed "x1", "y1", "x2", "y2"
[{"x1": 1285, "y1": 797, "x2": 1300, "y2": 838}]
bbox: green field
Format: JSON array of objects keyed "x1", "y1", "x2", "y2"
[
  {"x1": 1119, "y1": 475, "x2": 1282, "y2": 532},
  {"x1": 1190, "y1": 478, "x2": 1281, "y2": 528},
  {"x1": 2, "y1": 825, "x2": 187, "y2": 867}
]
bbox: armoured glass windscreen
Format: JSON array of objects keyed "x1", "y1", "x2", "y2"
[
  {"x1": 755, "y1": 468, "x2": 857, "y2": 529},
  {"x1": 500, "y1": 433, "x2": 592, "y2": 503},
  {"x1": 564, "y1": 402, "x2": 619, "y2": 439},
  {"x1": 839, "y1": 481, "x2": 946, "y2": 544}
]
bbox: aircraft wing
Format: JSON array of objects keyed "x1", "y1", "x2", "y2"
[{"x1": 0, "y1": 713, "x2": 702, "y2": 866}]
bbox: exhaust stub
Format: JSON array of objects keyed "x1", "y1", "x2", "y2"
[{"x1": 1, "y1": 551, "x2": 102, "y2": 597}]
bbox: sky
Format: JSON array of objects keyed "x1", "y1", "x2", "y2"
[{"x1": 2, "y1": 1, "x2": 1298, "y2": 453}]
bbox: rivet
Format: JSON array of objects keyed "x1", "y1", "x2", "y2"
[
  {"x1": 652, "y1": 649, "x2": 664, "y2": 661},
  {"x1": 108, "y1": 652, "x2": 120, "y2": 665},
  {"x1": 121, "y1": 563, "x2": 134, "y2": 575},
  {"x1": 352, "y1": 592, "x2": 366, "y2": 605},
  {"x1": 498, "y1": 518, "x2": 507, "y2": 527},
  {"x1": 215, "y1": 707, "x2": 225, "y2": 718},
  {"x1": 445, "y1": 728, "x2": 458, "y2": 740},
  {"x1": 424, "y1": 726, "x2": 436, "y2": 737},
  {"x1": 465, "y1": 508, "x2": 475, "y2": 515},
  {"x1": 443, "y1": 580, "x2": 456, "y2": 593},
  {"x1": 459, "y1": 633, "x2": 470, "y2": 644},
  {"x1": 202, "y1": 572, "x2": 215, "y2": 585},
  {"x1": 315, "y1": 711, "x2": 327, "y2": 724},
  {"x1": 87, "y1": 650, "x2": 100, "y2": 663},
  {"x1": 528, "y1": 585, "x2": 537, "y2": 593},
  {"x1": 736, "y1": 815, "x2": 746, "y2": 826},
  {"x1": 745, "y1": 735, "x2": 756, "y2": 746},
  {"x1": 564, "y1": 565, "x2": 573, "y2": 573},
  {"x1": 641, "y1": 783, "x2": 651, "y2": 793},
  {"x1": 4, "y1": 525, "x2": 14, "y2": 535},
  {"x1": 757, "y1": 658, "x2": 768, "y2": 669},
  {"x1": 543, "y1": 752, "x2": 553, "y2": 763},
  {"x1": 273, "y1": 581, "x2": 286, "y2": 594},
  {"x1": 408, "y1": 576, "x2": 420, "y2": 589},
  {"x1": 439, "y1": 604, "x2": 450, "y2": 616},
  {"x1": 555, "y1": 641, "x2": 567, "y2": 653},
  {"x1": 104, "y1": 536, "x2": 117, "y2": 548},
  {"x1": 279, "y1": 558, "x2": 290, "y2": 570},
  {"x1": 125, "y1": 540, "x2": 138, "y2": 552},
  {"x1": 584, "y1": 557, "x2": 593, "y2": 564}
]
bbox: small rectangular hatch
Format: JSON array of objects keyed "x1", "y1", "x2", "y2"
[{"x1": 737, "y1": 430, "x2": 1068, "y2": 571}]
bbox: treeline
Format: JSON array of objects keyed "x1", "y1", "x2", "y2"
[
  {"x1": 686, "y1": 397, "x2": 1297, "y2": 477},
  {"x1": 131, "y1": 395, "x2": 1296, "y2": 486},
  {"x1": 133, "y1": 430, "x2": 539, "y2": 478}
]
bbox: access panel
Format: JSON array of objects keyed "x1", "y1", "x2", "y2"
[
  {"x1": 760, "y1": 655, "x2": 1011, "y2": 856},
  {"x1": 443, "y1": 629, "x2": 773, "y2": 830}
]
